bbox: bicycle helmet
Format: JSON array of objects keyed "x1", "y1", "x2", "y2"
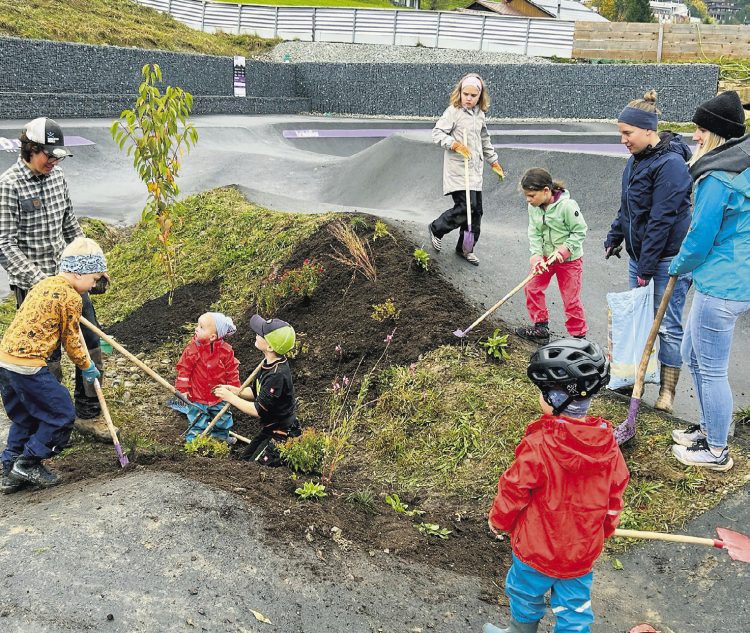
[{"x1": 527, "y1": 338, "x2": 610, "y2": 413}]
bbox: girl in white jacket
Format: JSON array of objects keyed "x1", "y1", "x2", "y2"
[{"x1": 429, "y1": 73, "x2": 504, "y2": 266}]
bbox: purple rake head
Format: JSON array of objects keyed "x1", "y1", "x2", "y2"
[
  {"x1": 614, "y1": 397, "x2": 641, "y2": 445},
  {"x1": 114, "y1": 442, "x2": 130, "y2": 468}
]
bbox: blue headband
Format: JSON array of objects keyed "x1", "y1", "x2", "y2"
[
  {"x1": 618, "y1": 106, "x2": 658, "y2": 131},
  {"x1": 59, "y1": 254, "x2": 107, "y2": 274}
]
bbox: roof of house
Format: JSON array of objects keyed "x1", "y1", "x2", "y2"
[{"x1": 464, "y1": 0, "x2": 609, "y2": 22}]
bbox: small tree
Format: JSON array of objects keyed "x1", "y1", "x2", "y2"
[
  {"x1": 621, "y1": 0, "x2": 654, "y2": 22},
  {"x1": 111, "y1": 64, "x2": 198, "y2": 303}
]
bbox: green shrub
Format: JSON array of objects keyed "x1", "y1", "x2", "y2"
[
  {"x1": 277, "y1": 428, "x2": 327, "y2": 474},
  {"x1": 413, "y1": 248, "x2": 430, "y2": 271},
  {"x1": 371, "y1": 298, "x2": 400, "y2": 322},
  {"x1": 295, "y1": 481, "x2": 327, "y2": 500},
  {"x1": 184, "y1": 436, "x2": 230, "y2": 458},
  {"x1": 480, "y1": 329, "x2": 510, "y2": 361}
]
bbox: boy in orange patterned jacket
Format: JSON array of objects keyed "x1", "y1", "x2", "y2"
[
  {"x1": 484, "y1": 339, "x2": 629, "y2": 633},
  {"x1": 172, "y1": 312, "x2": 240, "y2": 442},
  {"x1": 0, "y1": 237, "x2": 107, "y2": 493}
]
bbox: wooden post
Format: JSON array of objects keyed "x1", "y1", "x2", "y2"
[
  {"x1": 436, "y1": 11, "x2": 442, "y2": 48},
  {"x1": 393, "y1": 11, "x2": 398, "y2": 46},
  {"x1": 524, "y1": 19, "x2": 531, "y2": 56},
  {"x1": 201, "y1": 0, "x2": 207, "y2": 32},
  {"x1": 312, "y1": 7, "x2": 317, "y2": 42},
  {"x1": 237, "y1": 3, "x2": 242, "y2": 35},
  {"x1": 274, "y1": 6, "x2": 279, "y2": 38},
  {"x1": 352, "y1": 8, "x2": 357, "y2": 44},
  {"x1": 479, "y1": 15, "x2": 487, "y2": 52},
  {"x1": 656, "y1": 23, "x2": 664, "y2": 63}
]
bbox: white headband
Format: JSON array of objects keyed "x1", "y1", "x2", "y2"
[{"x1": 461, "y1": 76, "x2": 483, "y2": 92}]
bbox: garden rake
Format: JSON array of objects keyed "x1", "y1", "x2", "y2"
[
  {"x1": 461, "y1": 130, "x2": 475, "y2": 255},
  {"x1": 613, "y1": 276, "x2": 676, "y2": 445},
  {"x1": 615, "y1": 527, "x2": 750, "y2": 564},
  {"x1": 77, "y1": 329, "x2": 129, "y2": 468},
  {"x1": 453, "y1": 256, "x2": 555, "y2": 338}
]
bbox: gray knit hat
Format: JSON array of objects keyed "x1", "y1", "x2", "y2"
[{"x1": 692, "y1": 91, "x2": 746, "y2": 140}]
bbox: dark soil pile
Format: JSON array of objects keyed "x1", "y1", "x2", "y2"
[{"x1": 61, "y1": 219, "x2": 511, "y2": 594}]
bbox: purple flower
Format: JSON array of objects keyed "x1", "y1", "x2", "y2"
[
  {"x1": 335, "y1": 344, "x2": 342, "y2": 354},
  {"x1": 343, "y1": 376, "x2": 350, "y2": 386}
]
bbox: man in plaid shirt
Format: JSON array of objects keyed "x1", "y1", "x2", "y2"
[{"x1": 0, "y1": 117, "x2": 115, "y2": 442}]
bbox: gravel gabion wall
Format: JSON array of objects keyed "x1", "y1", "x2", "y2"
[{"x1": 0, "y1": 36, "x2": 719, "y2": 121}]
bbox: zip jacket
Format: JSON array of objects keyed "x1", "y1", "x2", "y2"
[
  {"x1": 489, "y1": 414, "x2": 630, "y2": 578},
  {"x1": 175, "y1": 337, "x2": 240, "y2": 406},
  {"x1": 432, "y1": 105, "x2": 499, "y2": 196},
  {"x1": 528, "y1": 190, "x2": 587, "y2": 261},
  {"x1": 669, "y1": 135, "x2": 750, "y2": 300},
  {"x1": 605, "y1": 132, "x2": 693, "y2": 279}
]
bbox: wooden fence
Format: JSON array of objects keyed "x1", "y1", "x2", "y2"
[{"x1": 573, "y1": 21, "x2": 750, "y2": 62}]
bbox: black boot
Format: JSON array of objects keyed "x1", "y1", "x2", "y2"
[
  {"x1": 10, "y1": 457, "x2": 60, "y2": 488},
  {"x1": 1, "y1": 460, "x2": 28, "y2": 494}
]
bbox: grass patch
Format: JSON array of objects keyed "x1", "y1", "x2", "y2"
[
  {"x1": 93, "y1": 187, "x2": 328, "y2": 324},
  {"x1": 0, "y1": 0, "x2": 276, "y2": 56},
  {"x1": 360, "y1": 344, "x2": 750, "y2": 543}
]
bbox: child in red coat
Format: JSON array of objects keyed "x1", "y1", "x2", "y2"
[
  {"x1": 485, "y1": 339, "x2": 629, "y2": 633},
  {"x1": 172, "y1": 312, "x2": 240, "y2": 442}
]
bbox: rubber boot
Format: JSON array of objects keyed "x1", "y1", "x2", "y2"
[
  {"x1": 654, "y1": 366, "x2": 680, "y2": 414},
  {"x1": 483, "y1": 619, "x2": 540, "y2": 633},
  {"x1": 46, "y1": 360, "x2": 63, "y2": 383},
  {"x1": 10, "y1": 457, "x2": 60, "y2": 488},
  {"x1": 74, "y1": 417, "x2": 116, "y2": 443}
]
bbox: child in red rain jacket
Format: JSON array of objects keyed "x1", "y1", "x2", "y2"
[
  {"x1": 172, "y1": 312, "x2": 240, "y2": 442},
  {"x1": 484, "y1": 338, "x2": 629, "y2": 633}
]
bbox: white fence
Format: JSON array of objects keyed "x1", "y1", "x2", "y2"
[{"x1": 136, "y1": 0, "x2": 575, "y2": 57}]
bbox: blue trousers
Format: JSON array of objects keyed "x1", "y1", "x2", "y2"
[
  {"x1": 627, "y1": 258, "x2": 691, "y2": 368},
  {"x1": 0, "y1": 367, "x2": 76, "y2": 463},
  {"x1": 169, "y1": 398, "x2": 234, "y2": 442},
  {"x1": 506, "y1": 554, "x2": 594, "y2": 633},
  {"x1": 682, "y1": 290, "x2": 750, "y2": 449}
]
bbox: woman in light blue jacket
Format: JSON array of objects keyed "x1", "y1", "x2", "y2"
[{"x1": 669, "y1": 91, "x2": 749, "y2": 472}]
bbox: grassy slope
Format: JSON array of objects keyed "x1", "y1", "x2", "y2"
[
  {"x1": 0, "y1": 0, "x2": 275, "y2": 56},
  {"x1": 82, "y1": 190, "x2": 749, "y2": 545}
]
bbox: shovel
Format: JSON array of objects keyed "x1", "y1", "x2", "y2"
[
  {"x1": 615, "y1": 527, "x2": 750, "y2": 564},
  {"x1": 461, "y1": 130, "x2": 475, "y2": 255},
  {"x1": 613, "y1": 276, "x2": 676, "y2": 445},
  {"x1": 198, "y1": 360, "x2": 264, "y2": 438},
  {"x1": 77, "y1": 329, "x2": 129, "y2": 468},
  {"x1": 454, "y1": 257, "x2": 555, "y2": 338}
]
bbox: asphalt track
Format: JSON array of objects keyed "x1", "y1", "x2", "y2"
[{"x1": 1, "y1": 115, "x2": 749, "y2": 632}]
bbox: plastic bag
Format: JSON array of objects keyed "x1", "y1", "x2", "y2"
[{"x1": 607, "y1": 284, "x2": 659, "y2": 390}]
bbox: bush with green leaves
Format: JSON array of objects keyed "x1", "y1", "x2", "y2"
[
  {"x1": 373, "y1": 220, "x2": 392, "y2": 241},
  {"x1": 277, "y1": 428, "x2": 328, "y2": 474},
  {"x1": 184, "y1": 436, "x2": 230, "y2": 458},
  {"x1": 413, "y1": 248, "x2": 430, "y2": 270},
  {"x1": 371, "y1": 298, "x2": 400, "y2": 322},
  {"x1": 480, "y1": 329, "x2": 510, "y2": 361},
  {"x1": 295, "y1": 481, "x2": 328, "y2": 500}
]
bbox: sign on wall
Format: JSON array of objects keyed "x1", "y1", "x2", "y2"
[{"x1": 233, "y1": 56, "x2": 246, "y2": 98}]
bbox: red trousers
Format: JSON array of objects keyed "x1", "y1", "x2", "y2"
[{"x1": 524, "y1": 258, "x2": 587, "y2": 337}]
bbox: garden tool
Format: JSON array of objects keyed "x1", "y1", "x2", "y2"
[
  {"x1": 453, "y1": 256, "x2": 555, "y2": 338},
  {"x1": 613, "y1": 276, "x2": 676, "y2": 445},
  {"x1": 461, "y1": 130, "x2": 475, "y2": 255},
  {"x1": 77, "y1": 329, "x2": 129, "y2": 468},
  {"x1": 81, "y1": 316, "x2": 197, "y2": 412},
  {"x1": 199, "y1": 360, "x2": 265, "y2": 438},
  {"x1": 615, "y1": 527, "x2": 750, "y2": 564}
]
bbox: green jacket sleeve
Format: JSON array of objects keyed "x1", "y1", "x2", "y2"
[
  {"x1": 562, "y1": 200, "x2": 587, "y2": 257},
  {"x1": 527, "y1": 207, "x2": 544, "y2": 256}
]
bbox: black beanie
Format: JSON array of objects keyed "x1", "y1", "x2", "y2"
[{"x1": 692, "y1": 91, "x2": 746, "y2": 140}]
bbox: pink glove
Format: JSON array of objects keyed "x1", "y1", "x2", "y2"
[
  {"x1": 553, "y1": 247, "x2": 571, "y2": 263},
  {"x1": 530, "y1": 255, "x2": 547, "y2": 274},
  {"x1": 636, "y1": 276, "x2": 650, "y2": 287}
]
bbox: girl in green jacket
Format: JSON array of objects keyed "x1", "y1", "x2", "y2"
[{"x1": 515, "y1": 169, "x2": 588, "y2": 345}]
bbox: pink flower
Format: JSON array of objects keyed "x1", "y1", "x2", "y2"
[
  {"x1": 343, "y1": 376, "x2": 350, "y2": 387},
  {"x1": 335, "y1": 344, "x2": 342, "y2": 354},
  {"x1": 384, "y1": 328, "x2": 396, "y2": 345},
  {"x1": 331, "y1": 382, "x2": 341, "y2": 393}
]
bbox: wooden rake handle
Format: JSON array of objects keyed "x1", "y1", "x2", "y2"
[
  {"x1": 199, "y1": 360, "x2": 265, "y2": 438},
  {"x1": 632, "y1": 276, "x2": 677, "y2": 400},
  {"x1": 81, "y1": 316, "x2": 194, "y2": 408},
  {"x1": 463, "y1": 130, "x2": 471, "y2": 230},
  {"x1": 615, "y1": 528, "x2": 722, "y2": 549}
]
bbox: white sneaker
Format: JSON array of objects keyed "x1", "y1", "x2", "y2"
[
  {"x1": 672, "y1": 439, "x2": 733, "y2": 472},
  {"x1": 672, "y1": 424, "x2": 706, "y2": 447},
  {"x1": 463, "y1": 252, "x2": 480, "y2": 266}
]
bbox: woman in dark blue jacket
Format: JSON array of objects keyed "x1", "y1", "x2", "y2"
[
  {"x1": 605, "y1": 91, "x2": 694, "y2": 439},
  {"x1": 669, "y1": 91, "x2": 749, "y2": 472}
]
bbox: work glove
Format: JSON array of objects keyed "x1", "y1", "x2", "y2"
[
  {"x1": 605, "y1": 244, "x2": 623, "y2": 259},
  {"x1": 491, "y1": 162, "x2": 505, "y2": 181},
  {"x1": 553, "y1": 247, "x2": 571, "y2": 263},
  {"x1": 530, "y1": 255, "x2": 548, "y2": 274},
  {"x1": 451, "y1": 141, "x2": 471, "y2": 159},
  {"x1": 82, "y1": 362, "x2": 101, "y2": 384},
  {"x1": 636, "y1": 276, "x2": 650, "y2": 287}
]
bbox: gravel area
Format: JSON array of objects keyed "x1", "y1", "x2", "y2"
[{"x1": 256, "y1": 41, "x2": 551, "y2": 64}]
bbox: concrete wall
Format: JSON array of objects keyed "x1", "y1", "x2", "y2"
[{"x1": 0, "y1": 36, "x2": 719, "y2": 121}]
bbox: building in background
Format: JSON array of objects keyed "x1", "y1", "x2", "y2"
[
  {"x1": 705, "y1": 0, "x2": 740, "y2": 21},
  {"x1": 649, "y1": 0, "x2": 691, "y2": 22},
  {"x1": 462, "y1": 0, "x2": 609, "y2": 21}
]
